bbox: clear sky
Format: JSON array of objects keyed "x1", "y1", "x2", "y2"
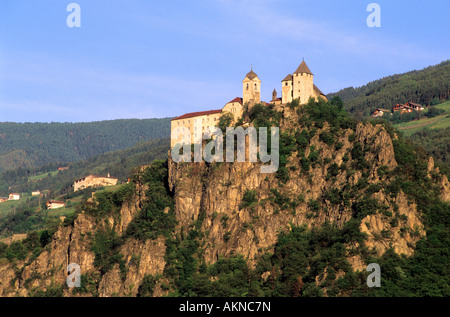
[{"x1": 0, "y1": 0, "x2": 448, "y2": 122}]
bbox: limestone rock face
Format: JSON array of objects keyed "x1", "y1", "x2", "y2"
[
  {"x1": 97, "y1": 237, "x2": 166, "y2": 297},
  {"x1": 360, "y1": 192, "x2": 425, "y2": 257},
  {"x1": 167, "y1": 115, "x2": 424, "y2": 268},
  {"x1": 0, "y1": 174, "x2": 166, "y2": 297},
  {"x1": 439, "y1": 175, "x2": 450, "y2": 202}
]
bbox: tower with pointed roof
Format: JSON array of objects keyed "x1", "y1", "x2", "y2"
[
  {"x1": 293, "y1": 60, "x2": 314, "y2": 104},
  {"x1": 242, "y1": 68, "x2": 261, "y2": 108},
  {"x1": 281, "y1": 60, "x2": 324, "y2": 105}
]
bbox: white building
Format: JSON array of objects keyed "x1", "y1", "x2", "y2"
[
  {"x1": 8, "y1": 193, "x2": 20, "y2": 201},
  {"x1": 47, "y1": 201, "x2": 65, "y2": 210}
]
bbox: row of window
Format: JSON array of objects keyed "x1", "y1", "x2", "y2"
[{"x1": 176, "y1": 116, "x2": 218, "y2": 126}]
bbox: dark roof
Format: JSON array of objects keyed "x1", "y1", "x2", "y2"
[
  {"x1": 227, "y1": 97, "x2": 243, "y2": 105},
  {"x1": 313, "y1": 84, "x2": 325, "y2": 96},
  {"x1": 172, "y1": 109, "x2": 222, "y2": 121},
  {"x1": 282, "y1": 74, "x2": 293, "y2": 82},
  {"x1": 406, "y1": 102, "x2": 422, "y2": 107},
  {"x1": 245, "y1": 69, "x2": 258, "y2": 80},
  {"x1": 294, "y1": 60, "x2": 313, "y2": 75},
  {"x1": 75, "y1": 175, "x2": 118, "y2": 182}
]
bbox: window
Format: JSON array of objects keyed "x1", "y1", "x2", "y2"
[{"x1": 246, "y1": 84, "x2": 249, "y2": 90}]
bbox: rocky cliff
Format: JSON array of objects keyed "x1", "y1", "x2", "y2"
[
  {"x1": 0, "y1": 168, "x2": 167, "y2": 297},
  {"x1": 0, "y1": 99, "x2": 448, "y2": 297}
]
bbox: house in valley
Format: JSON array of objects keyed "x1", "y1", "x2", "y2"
[
  {"x1": 371, "y1": 108, "x2": 391, "y2": 118},
  {"x1": 8, "y1": 193, "x2": 20, "y2": 201},
  {"x1": 47, "y1": 200, "x2": 65, "y2": 210}
]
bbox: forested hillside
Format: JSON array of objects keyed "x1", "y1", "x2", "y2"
[
  {"x1": 0, "y1": 138, "x2": 170, "y2": 198},
  {"x1": 327, "y1": 60, "x2": 450, "y2": 118},
  {"x1": 0, "y1": 118, "x2": 171, "y2": 173},
  {"x1": 0, "y1": 138, "x2": 169, "y2": 237}
]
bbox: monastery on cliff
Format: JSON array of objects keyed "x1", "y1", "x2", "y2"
[{"x1": 170, "y1": 60, "x2": 327, "y2": 147}]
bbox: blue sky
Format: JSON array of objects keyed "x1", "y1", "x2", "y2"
[{"x1": 0, "y1": 0, "x2": 448, "y2": 122}]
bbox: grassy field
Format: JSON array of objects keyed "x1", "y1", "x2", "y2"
[
  {"x1": 0, "y1": 192, "x2": 79, "y2": 219},
  {"x1": 394, "y1": 100, "x2": 450, "y2": 136},
  {"x1": 0, "y1": 193, "x2": 36, "y2": 217},
  {"x1": 93, "y1": 184, "x2": 124, "y2": 195},
  {"x1": 28, "y1": 169, "x2": 60, "y2": 182}
]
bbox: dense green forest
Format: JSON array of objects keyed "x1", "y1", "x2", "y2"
[
  {"x1": 408, "y1": 128, "x2": 450, "y2": 167},
  {"x1": 0, "y1": 138, "x2": 170, "y2": 198},
  {"x1": 0, "y1": 118, "x2": 171, "y2": 173},
  {"x1": 327, "y1": 60, "x2": 450, "y2": 118}
]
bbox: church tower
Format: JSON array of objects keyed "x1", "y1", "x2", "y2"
[
  {"x1": 292, "y1": 60, "x2": 314, "y2": 104},
  {"x1": 242, "y1": 68, "x2": 261, "y2": 108}
]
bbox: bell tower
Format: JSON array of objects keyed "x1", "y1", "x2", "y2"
[{"x1": 242, "y1": 68, "x2": 261, "y2": 109}]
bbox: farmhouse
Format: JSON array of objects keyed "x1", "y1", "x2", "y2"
[
  {"x1": 373, "y1": 102, "x2": 426, "y2": 117},
  {"x1": 0, "y1": 197, "x2": 8, "y2": 203},
  {"x1": 371, "y1": 108, "x2": 391, "y2": 118},
  {"x1": 73, "y1": 174, "x2": 118, "y2": 192},
  {"x1": 170, "y1": 60, "x2": 327, "y2": 147},
  {"x1": 405, "y1": 102, "x2": 424, "y2": 111},
  {"x1": 47, "y1": 201, "x2": 65, "y2": 210},
  {"x1": 8, "y1": 193, "x2": 20, "y2": 201},
  {"x1": 32, "y1": 191, "x2": 41, "y2": 196},
  {"x1": 393, "y1": 102, "x2": 424, "y2": 114}
]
